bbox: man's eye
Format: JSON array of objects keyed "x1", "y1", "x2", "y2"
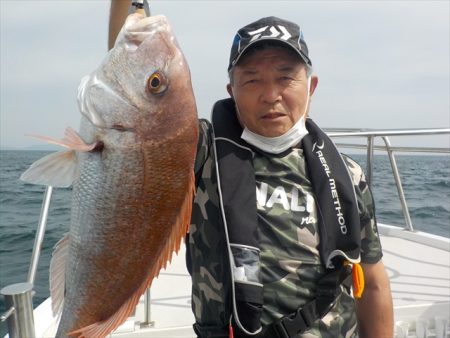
[{"x1": 244, "y1": 79, "x2": 258, "y2": 84}]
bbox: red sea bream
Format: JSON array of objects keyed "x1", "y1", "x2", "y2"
[{"x1": 21, "y1": 13, "x2": 198, "y2": 338}]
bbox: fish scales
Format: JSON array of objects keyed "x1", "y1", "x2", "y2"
[
  {"x1": 21, "y1": 14, "x2": 198, "y2": 338},
  {"x1": 66, "y1": 147, "x2": 181, "y2": 323}
]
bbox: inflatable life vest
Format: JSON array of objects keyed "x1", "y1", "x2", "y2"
[{"x1": 211, "y1": 98, "x2": 361, "y2": 335}]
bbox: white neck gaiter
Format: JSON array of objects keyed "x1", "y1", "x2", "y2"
[
  {"x1": 240, "y1": 77, "x2": 311, "y2": 154},
  {"x1": 241, "y1": 116, "x2": 308, "y2": 154}
]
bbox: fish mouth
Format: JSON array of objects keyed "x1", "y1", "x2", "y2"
[{"x1": 123, "y1": 15, "x2": 170, "y2": 50}]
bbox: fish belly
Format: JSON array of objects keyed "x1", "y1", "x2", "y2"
[{"x1": 56, "y1": 136, "x2": 195, "y2": 337}]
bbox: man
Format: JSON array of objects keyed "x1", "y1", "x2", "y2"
[{"x1": 109, "y1": 3, "x2": 394, "y2": 337}]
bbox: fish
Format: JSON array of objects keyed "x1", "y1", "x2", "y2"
[{"x1": 20, "y1": 13, "x2": 198, "y2": 338}]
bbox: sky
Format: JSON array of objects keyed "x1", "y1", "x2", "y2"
[{"x1": 1, "y1": 0, "x2": 449, "y2": 150}]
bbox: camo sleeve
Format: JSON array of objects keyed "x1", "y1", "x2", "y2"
[
  {"x1": 342, "y1": 155, "x2": 383, "y2": 264},
  {"x1": 187, "y1": 119, "x2": 232, "y2": 336},
  {"x1": 194, "y1": 119, "x2": 213, "y2": 180}
]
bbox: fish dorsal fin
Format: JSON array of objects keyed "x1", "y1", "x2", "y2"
[
  {"x1": 67, "y1": 172, "x2": 196, "y2": 338},
  {"x1": 50, "y1": 233, "x2": 70, "y2": 317},
  {"x1": 20, "y1": 150, "x2": 78, "y2": 187}
]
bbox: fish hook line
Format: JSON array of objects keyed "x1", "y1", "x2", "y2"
[{"x1": 132, "y1": 0, "x2": 150, "y2": 16}]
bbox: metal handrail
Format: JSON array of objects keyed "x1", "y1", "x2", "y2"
[
  {"x1": 28, "y1": 186, "x2": 54, "y2": 285},
  {"x1": 328, "y1": 127, "x2": 450, "y2": 232},
  {"x1": 335, "y1": 144, "x2": 450, "y2": 154},
  {"x1": 0, "y1": 186, "x2": 53, "y2": 338},
  {"x1": 381, "y1": 136, "x2": 414, "y2": 231},
  {"x1": 326, "y1": 127, "x2": 450, "y2": 137}
]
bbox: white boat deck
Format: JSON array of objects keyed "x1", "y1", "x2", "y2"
[
  {"x1": 381, "y1": 228, "x2": 449, "y2": 308},
  {"x1": 378, "y1": 224, "x2": 450, "y2": 337},
  {"x1": 31, "y1": 224, "x2": 449, "y2": 338}
]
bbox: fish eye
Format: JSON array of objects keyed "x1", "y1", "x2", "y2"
[{"x1": 147, "y1": 72, "x2": 168, "y2": 94}]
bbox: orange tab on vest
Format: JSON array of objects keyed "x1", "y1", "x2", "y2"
[
  {"x1": 344, "y1": 261, "x2": 365, "y2": 298},
  {"x1": 352, "y1": 263, "x2": 364, "y2": 298}
]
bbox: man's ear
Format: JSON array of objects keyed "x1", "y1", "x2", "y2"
[
  {"x1": 227, "y1": 84, "x2": 234, "y2": 98},
  {"x1": 309, "y1": 76, "x2": 319, "y2": 97}
]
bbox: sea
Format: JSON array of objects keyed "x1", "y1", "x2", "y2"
[{"x1": 0, "y1": 150, "x2": 449, "y2": 335}]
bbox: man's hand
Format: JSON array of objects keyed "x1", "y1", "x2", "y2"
[{"x1": 356, "y1": 261, "x2": 394, "y2": 338}]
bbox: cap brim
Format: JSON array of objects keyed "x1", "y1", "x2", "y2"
[{"x1": 229, "y1": 38, "x2": 311, "y2": 70}]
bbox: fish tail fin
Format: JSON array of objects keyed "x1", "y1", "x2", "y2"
[{"x1": 66, "y1": 171, "x2": 196, "y2": 338}]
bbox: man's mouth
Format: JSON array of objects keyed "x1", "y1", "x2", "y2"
[{"x1": 262, "y1": 112, "x2": 285, "y2": 120}]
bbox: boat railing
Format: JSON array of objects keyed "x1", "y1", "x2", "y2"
[
  {"x1": 326, "y1": 127, "x2": 450, "y2": 231},
  {"x1": 0, "y1": 187, "x2": 53, "y2": 338},
  {"x1": 1, "y1": 128, "x2": 449, "y2": 338}
]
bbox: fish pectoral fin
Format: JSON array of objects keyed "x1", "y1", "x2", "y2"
[
  {"x1": 50, "y1": 233, "x2": 70, "y2": 317},
  {"x1": 21, "y1": 127, "x2": 100, "y2": 187},
  {"x1": 27, "y1": 127, "x2": 98, "y2": 152},
  {"x1": 20, "y1": 150, "x2": 77, "y2": 187}
]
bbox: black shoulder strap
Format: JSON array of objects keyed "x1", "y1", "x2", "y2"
[
  {"x1": 212, "y1": 99, "x2": 263, "y2": 335},
  {"x1": 302, "y1": 119, "x2": 361, "y2": 267},
  {"x1": 212, "y1": 98, "x2": 259, "y2": 248}
]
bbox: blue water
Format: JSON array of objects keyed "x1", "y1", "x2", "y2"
[{"x1": 0, "y1": 150, "x2": 449, "y2": 335}]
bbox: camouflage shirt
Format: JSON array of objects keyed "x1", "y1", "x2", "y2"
[{"x1": 188, "y1": 119, "x2": 383, "y2": 338}]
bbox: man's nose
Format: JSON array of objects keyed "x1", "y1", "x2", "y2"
[{"x1": 261, "y1": 83, "x2": 282, "y2": 103}]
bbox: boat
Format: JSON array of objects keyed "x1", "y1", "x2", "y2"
[{"x1": 1, "y1": 128, "x2": 449, "y2": 338}]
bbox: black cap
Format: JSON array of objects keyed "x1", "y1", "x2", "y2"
[{"x1": 228, "y1": 16, "x2": 312, "y2": 71}]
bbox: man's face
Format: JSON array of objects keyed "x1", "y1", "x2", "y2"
[{"x1": 227, "y1": 47, "x2": 318, "y2": 137}]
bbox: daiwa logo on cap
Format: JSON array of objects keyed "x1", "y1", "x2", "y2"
[
  {"x1": 228, "y1": 16, "x2": 312, "y2": 70},
  {"x1": 247, "y1": 25, "x2": 292, "y2": 43}
]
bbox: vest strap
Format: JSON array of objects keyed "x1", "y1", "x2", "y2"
[{"x1": 257, "y1": 265, "x2": 352, "y2": 338}]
